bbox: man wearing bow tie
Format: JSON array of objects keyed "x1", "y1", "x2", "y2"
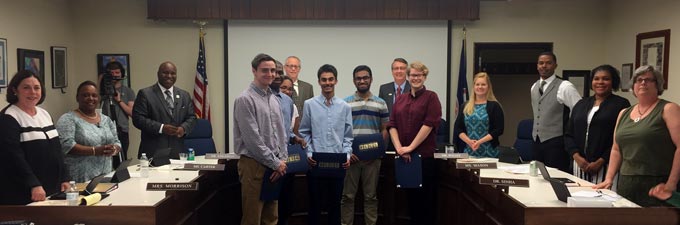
[{"x1": 132, "y1": 61, "x2": 196, "y2": 159}]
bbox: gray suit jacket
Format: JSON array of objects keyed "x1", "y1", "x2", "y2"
[
  {"x1": 132, "y1": 84, "x2": 196, "y2": 158},
  {"x1": 379, "y1": 81, "x2": 411, "y2": 113},
  {"x1": 292, "y1": 79, "x2": 314, "y2": 116}
]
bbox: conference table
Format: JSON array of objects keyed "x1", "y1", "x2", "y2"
[
  {"x1": 0, "y1": 156, "x2": 241, "y2": 225},
  {"x1": 1, "y1": 154, "x2": 679, "y2": 225}
]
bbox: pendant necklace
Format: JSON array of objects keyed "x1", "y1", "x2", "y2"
[{"x1": 635, "y1": 103, "x2": 653, "y2": 123}]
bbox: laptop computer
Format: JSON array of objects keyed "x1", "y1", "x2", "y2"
[
  {"x1": 498, "y1": 146, "x2": 522, "y2": 164},
  {"x1": 100, "y1": 159, "x2": 132, "y2": 183},
  {"x1": 535, "y1": 161, "x2": 576, "y2": 184},
  {"x1": 150, "y1": 148, "x2": 172, "y2": 167},
  {"x1": 49, "y1": 174, "x2": 112, "y2": 199},
  {"x1": 548, "y1": 178, "x2": 571, "y2": 202}
]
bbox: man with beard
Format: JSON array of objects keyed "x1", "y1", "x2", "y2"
[
  {"x1": 340, "y1": 65, "x2": 389, "y2": 225},
  {"x1": 132, "y1": 61, "x2": 196, "y2": 159},
  {"x1": 273, "y1": 60, "x2": 306, "y2": 225},
  {"x1": 299, "y1": 64, "x2": 353, "y2": 225}
]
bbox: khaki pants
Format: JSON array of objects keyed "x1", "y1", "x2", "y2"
[
  {"x1": 238, "y1": 156, "x2": 278, "y2": 225},
  {"x1": 340, "y1": 159, "x2": 381, "y2": 225}
]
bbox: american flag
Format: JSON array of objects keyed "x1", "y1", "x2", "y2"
[{"x1": 193, "y1": 30, "x2": 210, "y2": 120}]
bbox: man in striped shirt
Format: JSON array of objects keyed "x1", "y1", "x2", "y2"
[{"x1": 341, "y1": 65, "x2": 389, "y2": 225}]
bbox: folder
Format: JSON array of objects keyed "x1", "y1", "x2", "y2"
[
  {"x1": 352, "y1": 133, "x2": 386, "y2": 161},
  {"x1": 260, "y1": 169, "x2": 284, "y2": 201},
  {"x1": 394, "y1": 154, "x2": 422, "y2": 188},
  {"x1": 309, "y1": 152, "x2": 346, "y2": 178},
  {"x1": 286, "y1": 144, "x2": 309, "y2": 174}
]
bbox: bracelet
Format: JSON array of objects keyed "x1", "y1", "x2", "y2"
[{"x1": 92, "y1": 146, "x2": 96, "y2": 156}]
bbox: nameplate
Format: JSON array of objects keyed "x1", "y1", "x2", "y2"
[
  {"x1": 479, "y1": 177, "x2": 530, "y2": 187},
  {"x1": 287, "y1": 153, "x2": 302, "y2": 163},
  {"x1": 358, "y1": 141, "x2": 380, "y2": 151},
  {"x1": 183, "y1": 164, "x2": 225, "y2": 171},
  {"x1": 455, "y1": 162, "x2": 497, "y2": 169},
  {"x1": 434, "y1": 153, "x2": 469, "y2": 159},
  {"x1": 318, "y1": 161, "x2": 341, "y2": 169},
  {"x1": 205, "y1": 153, "x2": 240, "y2": 160},
  {"x1": 146, "y1": 182, "x2": 199, "y2": 191}
]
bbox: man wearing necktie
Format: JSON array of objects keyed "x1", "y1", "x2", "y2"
[
  {"x1": 379, "y1": 58, "x2": 411, "y2": 152},
  {"x1": 132, "y1": 61, "x2": 196, "y2": 159},
  {"x1": 285, "y1": 56, "x2": 314, "y2": 117},
  {"x1": 530, "y1": 52, "x2": 581, "y2": 173}
]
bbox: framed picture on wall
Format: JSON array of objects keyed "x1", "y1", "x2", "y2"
[
  {"x1": 17, "y1": 48, "x2": 45, "y2": 84},
  {"x1": 621, "y1": 63, "x2": 634, "y2": 92},
  {"x1": 97, "y1": 53, "x2": 131, "y2": 87},
  {"x1": 51, "y1": 46, "x2": 68, "y2": 89},
  {"x1": 563, "y1": 70, "x2": 590, "y2": 97},
  {"x1": 636, "y1": 29, "x2": 670, "y2": 89},
  {"x1": 0, "y1": 38, "x2": 7, "y2": 88}
]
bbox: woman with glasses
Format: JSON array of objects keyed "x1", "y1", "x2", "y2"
[
  {"x1": 387, "y1": 61, "x2": 441, "y2": 225},
  {"x1": 594, "y1": 65, "x2": 680, "y2": 207},
  {"x1": 565, "y1": 65, "x2": 630, "y2": 187},
  {"x1": 454, "y1": 72, "x2": 504, "y2": 158}
]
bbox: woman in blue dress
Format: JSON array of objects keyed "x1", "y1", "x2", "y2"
[
  {"x1": 56, "y1": 81, "x2": 121, "y2": 182},
  {"x1": 454, "y1": 72, "x2": 504, "y2": 158}
]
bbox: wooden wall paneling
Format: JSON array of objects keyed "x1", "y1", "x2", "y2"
[
  {"x1": 148, "y1": 0, "x2": 480, "y2": 20},
  {"x1": 250, "y1": 0, "x2": 269, "y2": 19}
]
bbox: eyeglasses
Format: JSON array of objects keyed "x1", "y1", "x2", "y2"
[
  {"x1": 285, "y1": 65, "x2": 300, "y2": 69},
  {"x1": 409, "y1": 73, "x2": 425, "y2": 78},
  {"x1": 635, "y1": 77, "x2": 656, "y2": 84},
  {"x1": 276, "y1": 71, "x2": 284, "y2": 75},
  {"x1": 354, "y1": 76, "x2": 371, "y2": 81}
]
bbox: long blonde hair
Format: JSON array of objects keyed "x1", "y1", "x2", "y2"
[{"x1": 463, "y1": 72, "x2": 498, "y2": 115}]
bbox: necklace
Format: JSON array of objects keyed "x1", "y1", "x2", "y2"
[
  {"x1": 76, "y1": 109, "x2": 99, "y2": 120},
  {"x1": 634, "y1": 101, "x2": 655, "y2": 123}
]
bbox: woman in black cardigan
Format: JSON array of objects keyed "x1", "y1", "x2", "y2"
[
  {"x1": 565, "y1": 64, "x2": 630, "y2": 185},
  {"x1": 454, "y1": 72, "x2": 504, "y2": 158}
]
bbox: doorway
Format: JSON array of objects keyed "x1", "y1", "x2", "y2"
[{"x1": 473, "y1": 43, "x2": 552, "y2": 147}]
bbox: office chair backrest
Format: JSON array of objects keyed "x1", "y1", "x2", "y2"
[
  {"x1": 513, "y1": 119, "x2": 534, "y2": 161},
  {"x1": 184, "y1": 119, "x2": 216, "y2": 155}
]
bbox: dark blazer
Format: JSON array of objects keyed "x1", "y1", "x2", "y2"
[
  {"x1": 453, "y1": 101, "x2": 505, "y2": 148},
  {"x1": 292, "y1": 79, "x2": 314, "y2": 116},
  {"x1": 132, "y1": 84, "x2": 196, "y2": 158},
  {"x1": 378, "y1": 81, "x2": 411, "y2": 113},
  {"x1": 565, "y1": 94, "x2": 630, "y2": 163}
]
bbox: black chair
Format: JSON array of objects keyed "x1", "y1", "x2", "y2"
[
  {"x1": 513, "y1": 119, "x2": 533, "y2": 161},
  {"x1": 183, "y1": 119, "x2": 217, "y2": 155}
]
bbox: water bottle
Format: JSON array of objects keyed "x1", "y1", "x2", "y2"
[
  {"x1": 188, "y1": 148, "x2": 195, "y2": 161},
  {"x1": 66, "y1": 181, "x2": 79, "y2": 206},
  {"x1": 140, "y1": 153, "x2": 150, "y2": 178},
  {"x1": 529, "y1": 160, "x2": 538, "y2": 177}
]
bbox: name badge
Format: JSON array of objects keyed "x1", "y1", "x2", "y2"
[
  {"x1": 455, "y1": 162, "x2": 498, "y2": 169},
  {"x1": 183, "y1": 164, "x2": 225, "y2": 171},
  {"x1": 205, "y1": 153, "x2": 240, "y2": 159},
  {"x1": 146, "y1": 182, "x2": 199, "y2": 191},
  {"x1": 479, "y1": 177, "x2": 530, "y2": 187}
]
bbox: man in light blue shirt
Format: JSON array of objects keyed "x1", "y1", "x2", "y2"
[{"x1": 299, "y1": 64, "x2": 352, "y2": 225}]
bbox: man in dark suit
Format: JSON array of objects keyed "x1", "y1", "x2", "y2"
[
  {"x1": 379, "y1": 58, "x2": 410, "y2": 151},
  {"x1": 285, "y1": 56, "x2": 314, "y2": 115},
  {"x1": 132, "y1": 61, "x2": 196, "y2": 159},
  {"x1": 379, "y1": 58, "x2": 411, "y2": 113}
]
